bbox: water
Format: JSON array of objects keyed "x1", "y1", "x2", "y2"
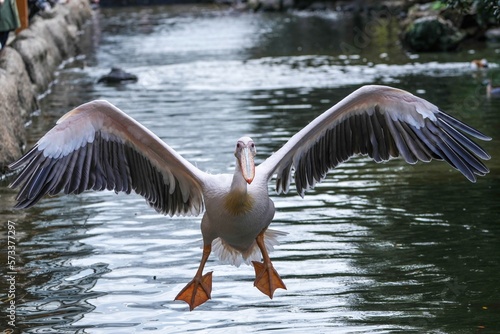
[{"x1": 1, "y1": 5, "x2": 499, "y2": 333}]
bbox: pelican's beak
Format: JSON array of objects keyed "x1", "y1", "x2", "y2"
[{"x1": 239, "y1": 147, "x2": 255, "y2": 184}]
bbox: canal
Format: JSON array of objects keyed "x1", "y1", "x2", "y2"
[{"x1": 1, "y1": 4, "x2": 499, "y2": 333}]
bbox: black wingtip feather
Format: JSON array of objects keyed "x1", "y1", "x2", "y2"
[{"x1": 437, "y1": 111, "x2": 492, "y2": 141}]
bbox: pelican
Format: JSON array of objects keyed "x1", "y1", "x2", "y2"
[
  {"x1": 486, "y1": 79, "x2": 500, "y2": 98},
  {"x1": 9, "y1": 85, "x2": 491, "y2": 310}
]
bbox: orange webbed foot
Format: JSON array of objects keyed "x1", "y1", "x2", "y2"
[
  {"x1": 252, "y1": 260, "x2": 286, "y2": 298},
  {"x1": 174, "y1": 271, "x2": 213, "y2": 311}
]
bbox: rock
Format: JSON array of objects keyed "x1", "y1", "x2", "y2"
[
  {"x1": 0, "y1": 48, "x2": 38, "y2": 117},
  {"x1": 11, "y1": 5, "x2": 82, "y2": 92},
  {"x1": 0, "y1": 48, "x2": 38, "y2": 173},
  {"x1": 402, "y1": 15, "x2": 465, "y2": 52},
  {"x1": 0, "y1": 0, "x2": 92, "y2": 173},
  {"x1": 98, "y1": 67, "x2": 138, "y2": 84},
  {"x1": 0, "y1": 74, "x2": 27, "y2": 172},
  {"x1": 247, "y1": 0, "x2": 294, "y2": 11}
]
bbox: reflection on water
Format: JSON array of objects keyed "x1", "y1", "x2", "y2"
[{"x1": 1, "y1": 5, "x2": 499, "y2": 333}]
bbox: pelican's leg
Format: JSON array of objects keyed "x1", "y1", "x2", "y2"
[
  {"x1": 174, "y1": 244, "x2": 213, "y2": 311},
  {"x1": 252, "y1": 229, "x2": 286, "y2": 298}
]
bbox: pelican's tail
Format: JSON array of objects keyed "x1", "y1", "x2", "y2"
[{"x1": 212, "y1": 229, "x2": 288, "y2": 267}]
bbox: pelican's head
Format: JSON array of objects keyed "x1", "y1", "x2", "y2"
[{"x1": 235, "y1": 137, "x2": 256, "y2": 184}]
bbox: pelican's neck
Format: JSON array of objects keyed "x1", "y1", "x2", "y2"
[
  {"x1": 224, "y1": 162, "x2": 254, "y2": 215},
  {"x1": 230, "y1": 163, "x2": 249, "y2": 195},
  {"x1": 487, "y1": 81, "x2": 492, "y2": 98}
]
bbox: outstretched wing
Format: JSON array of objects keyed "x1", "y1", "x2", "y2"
[
  {"x1": 257, "y1": 85, "x2": 491, "y2": 196},
  {"x1": 9, "y1": 100, "x2": 206, "y2": 216}
]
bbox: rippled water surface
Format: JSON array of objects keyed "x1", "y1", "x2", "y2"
[{"x1": 1, "y1": 5, "x2": 500, "y2": 333}]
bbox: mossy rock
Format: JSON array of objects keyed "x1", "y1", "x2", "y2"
[{"x1": 403, "y1": 15, "x2": 465, "y2": 52}]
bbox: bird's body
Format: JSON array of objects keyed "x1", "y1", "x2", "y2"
[
  {"x1": 9, "y1": 85, "x2": 491, "y2": 310},
  {"x1": 486, "y1": 79, "x2": 500, "y2": 98},
  {"x1": 201, "y1": 171, "x2": 275, "y2": 264}
]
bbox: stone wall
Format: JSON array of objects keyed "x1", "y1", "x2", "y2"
[{"x1": 0, "y1": 0, "x2": 92, "y2": 174}]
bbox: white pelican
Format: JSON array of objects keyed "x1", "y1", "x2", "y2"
[
  {"x1": 486, "y1": 79, "x2": 500, "y2": 98},
  {"x1": 9, "y1": 85, "x2": 491, "y2": 310}
]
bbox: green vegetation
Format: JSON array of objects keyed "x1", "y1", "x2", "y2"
[{"x1": 441, "y1": 0, "x2": 500, "y2": 23}]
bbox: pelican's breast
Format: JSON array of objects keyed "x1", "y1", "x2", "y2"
[{"x1": 223, "y1": 190, "x2": 255, "y2": 216}]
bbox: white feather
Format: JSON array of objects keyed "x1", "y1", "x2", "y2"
[{"x1": 212, "y1": 229, "x2": 288, "y2": 267}]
